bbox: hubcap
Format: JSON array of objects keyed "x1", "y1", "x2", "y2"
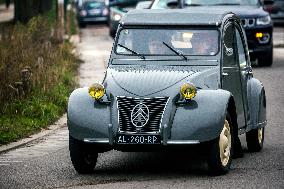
[
  {"x1": 258, "y1": 128, "x2": 263, "y2": 144},
  {"x1": 219, "y1": 120, "x2": 232, "y2": 167}
]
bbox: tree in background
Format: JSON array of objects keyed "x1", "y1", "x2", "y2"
[
  {"x1": 14, "y1": 0, "x2": 56, "y2": 23},
  {"x1": 5, "y1": 0, "x2": 11, "y2": 9}
]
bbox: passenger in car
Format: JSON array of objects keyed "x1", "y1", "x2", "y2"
[{"x1": 191, "y1": 32, "x2": 218, "y2": 55}]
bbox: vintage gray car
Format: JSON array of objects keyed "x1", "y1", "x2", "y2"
[{"x1": 68, "y1": 9, "x2": 267, "y2": 175}]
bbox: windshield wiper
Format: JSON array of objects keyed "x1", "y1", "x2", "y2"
[
  {"x1": 211, "y1": 3, "x2": 240, "y2": 6},
  {"x1": 184, "y1": 3, "x2": 202, "y2": 6},
  {"x1": 162, "y1": 42, "x2": 188, "y2": 61},
  {"x1": 117, "y1": 43, "x2": 145, "y2": 60}
]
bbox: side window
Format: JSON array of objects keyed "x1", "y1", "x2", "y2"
[
  {"x1": 235, "y1": 28, "x2": 247, "y2": 69},
  {"x1": 223, "y1": 23, "x2": 236, "y2": 67}
]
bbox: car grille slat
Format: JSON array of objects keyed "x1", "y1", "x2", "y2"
[{"x1": 117, "y1": 96, "x2": 169, "y2": 133}]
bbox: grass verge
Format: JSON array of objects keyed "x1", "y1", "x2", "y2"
[
  {"x1": 0, "y1": 42, "x2": 79, "y2": 145},
  {"x1": 0, "y1": 16, "x2": 79, "y2": 145}
]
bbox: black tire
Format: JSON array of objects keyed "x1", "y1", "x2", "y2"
[
  {"x1": 207, "y1": 112, "x2": 234, "y2": 175},
  {"x1": 109, "y1": 29, "x2": 116, "y2": 39},
  {"x1": 69, "y1": 135, "x2": 98, "y2": 174},
  {"x1": 258, "y1": 48, "x2": 273, "y2": 67},
  {"x1": 79, "y1": 22, "x2": 86, "y2": 28},
  {"x1": 246, "y1": 127, "x2": 264, "y2": 152}
]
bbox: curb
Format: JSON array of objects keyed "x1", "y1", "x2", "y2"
[{"x1": 0, "y1": 114, "x2": 67, "y2": 154}]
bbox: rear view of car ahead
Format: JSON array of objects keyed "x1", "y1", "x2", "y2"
[
  {"x1": 108, "y1": 0, "x2": 150, "y2": 38},
  {"x1": 151, "y1": 0, "x2": 274, "y2": 66},
  {"x1": 68, "y1": 9, "x2": 267, "y2": 175},
  {"x1": 77, "y1": 0, "x2": 109, "y2": 27}
]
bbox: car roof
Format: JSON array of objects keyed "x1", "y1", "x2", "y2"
[{"x1": 121, "y1": 9, "x2": 234, "y2": 26}]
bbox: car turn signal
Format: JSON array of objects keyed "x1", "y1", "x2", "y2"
[
  {"x1": 89, "y1": 83, "x2": 105, "y2": 101},
  {"x1": 256, "y1": 32, "x2": 263, "y2": 38},
  {"x1": 180, "y1": 83, "x2": 197, "y2": 100}
]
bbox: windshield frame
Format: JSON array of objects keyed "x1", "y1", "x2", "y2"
[
  {"x1": 151, "y1": 0, "x2": 261, "y2": 9},
  {"x1": 114, "y1": 26, "x2": 221, "y2": 58}
]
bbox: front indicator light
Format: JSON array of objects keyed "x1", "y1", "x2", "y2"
[
  {"x1": 256, "y1": 32, "x2": 263, "y2": 38},
  {"x1": 255, "y1": 32, "x2": 270, "y2": 44},
  {"x1": 180, "y1": 83, "x2": 197, "y2": 100},
  {"x1": 89, "y1": 83, "x2": 105, "y2": 101}
]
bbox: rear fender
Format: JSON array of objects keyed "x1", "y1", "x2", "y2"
[{"x1": 247, "y1": 78, "x2": 267, "y2": 131}]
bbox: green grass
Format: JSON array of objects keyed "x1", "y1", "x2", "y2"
[
  {"x1": 0, "y1": 3, "x2": 80, "y2": 145},
  {"x1": 0, "y1": 15, "x2": 79, "y2": 145},
  {"x1": 0, "y1": 71, "x2": 76, "y2": 145}
]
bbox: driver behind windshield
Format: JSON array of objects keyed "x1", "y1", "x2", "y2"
[{"x1": 191, "y1": 32, "x2": 218, "y2": 55}]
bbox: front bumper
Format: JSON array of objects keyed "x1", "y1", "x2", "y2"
[{"x1": 79, "y1": 16, "x2": 108, "y2": 23}]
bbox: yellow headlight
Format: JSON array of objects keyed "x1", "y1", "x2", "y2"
[
  {"x1": 180, "y1": 83, "x2": 197, "y2": 100},
  {"x1": 88, "y1": 83, "x2": 105, "y2": 101}
]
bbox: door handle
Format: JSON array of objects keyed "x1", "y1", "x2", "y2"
[{"x1": 222, "y1": 72, "x2": 229, "y2": 76}]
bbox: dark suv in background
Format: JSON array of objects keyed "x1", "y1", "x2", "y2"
[
  {"x1": 108, "y1": 0, "x2": 149, "y2": 38},
  {"x1": 151, "y1": 0, "x2": 274, "y2": 66},
  {"x1": 76, "y1": 0, "x2": 109, "y2": 27}
]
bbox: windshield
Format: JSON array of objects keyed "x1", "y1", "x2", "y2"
[
  {"x1": 152, "y1": 0, "x2": 259, "y2": 9},
  {"x1": 116, "y1": 29, "x2": 219, "y2": 56},
  {"x1": 113, "y1": 0, "x2": 149, "y2": 6},
  {"x1": 85, "y1": 1, "x2": 105, "y2": 9}
]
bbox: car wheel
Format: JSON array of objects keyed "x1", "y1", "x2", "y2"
[
  {"x1": 246, "y1": 127, "x2": 264, "y2": 152},
  {"x1": 207, "y1": 113, "x2": 233, "y2": 175},
  {"x1": 258, "y1": 48, "x2": 273, "y2": 67},
  {"x1": 79, "y1": 22, "x2": 86, "y2": 28},
  {"x1": 69, "y1": 135, "x2": 98, "y2": 174},
  {"x1": 109, "y1": 29, "x2": 116, "y2": 39}
]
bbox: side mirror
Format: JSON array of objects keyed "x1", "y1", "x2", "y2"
[
  {"x1": 263, "y1": 0, "x2": 274, "y2": 5},
  {"x1": 167, "y1": 0, "x2": 184, "y2": 9},
  {"x1": 136, "y1": 1, "x2": 152, "y2": 9}
]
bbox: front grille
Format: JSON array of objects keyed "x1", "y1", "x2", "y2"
[{"x1": 117, "y1": 96, "x2": 169, "y2": 133}]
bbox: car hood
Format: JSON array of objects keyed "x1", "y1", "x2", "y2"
[
  {"x1": 104, "y1": 63, "x2": 219, "y2": 97},
  {"x1": 185, "y1": 6, "x2": 268, "y2": 18}
]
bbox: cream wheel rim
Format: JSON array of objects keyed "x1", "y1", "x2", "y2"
[
  {"x1": 219, "y1": 120, "x2": 232, "y2": 167},
  {"x1": 258, "y1": 128, "x2": 263, "y2": 144}
]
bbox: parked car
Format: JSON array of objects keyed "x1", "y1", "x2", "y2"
[
  {"x1": 68, "y1": 9, "x2": 267, "y2": 175},
  {"x1": 77, "y1": 0, "x2": 109, "y2": 27},
  {"x1": 151, "y1": 0, "x2": 274, "y2": 66},
  {"x1": 108, "y1": 0, "x2": 150, "y2": 38},
  {"x1": 263, "y1": 0, "x2": 284, "y2": 25}
]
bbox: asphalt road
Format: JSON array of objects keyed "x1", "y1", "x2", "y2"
[{"x1": 0, "y1": 25, "x2": 283, "y2": 189}]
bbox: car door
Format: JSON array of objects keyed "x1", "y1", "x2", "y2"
[
  {"x1": 221, "y1": 20, "x2": 246, "y2": 129},
  {"x1": 234, "y1": 22, "x2": 252, "y2": 129}
]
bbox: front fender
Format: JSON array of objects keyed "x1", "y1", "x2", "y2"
[
  {"x1": 170, "y1": 89, "x2": 231, "y2": 143},
  {"x1": 67, "y1": 88, "x2": 110, "y2": 141}
]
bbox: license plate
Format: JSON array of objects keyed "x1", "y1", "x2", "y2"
[
  {"x1": 116, "y1": 135, "x2": 161, "y2": 144},
  {"x1": 89, "y1": 9, "x2": 101, "y2": 15}
]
